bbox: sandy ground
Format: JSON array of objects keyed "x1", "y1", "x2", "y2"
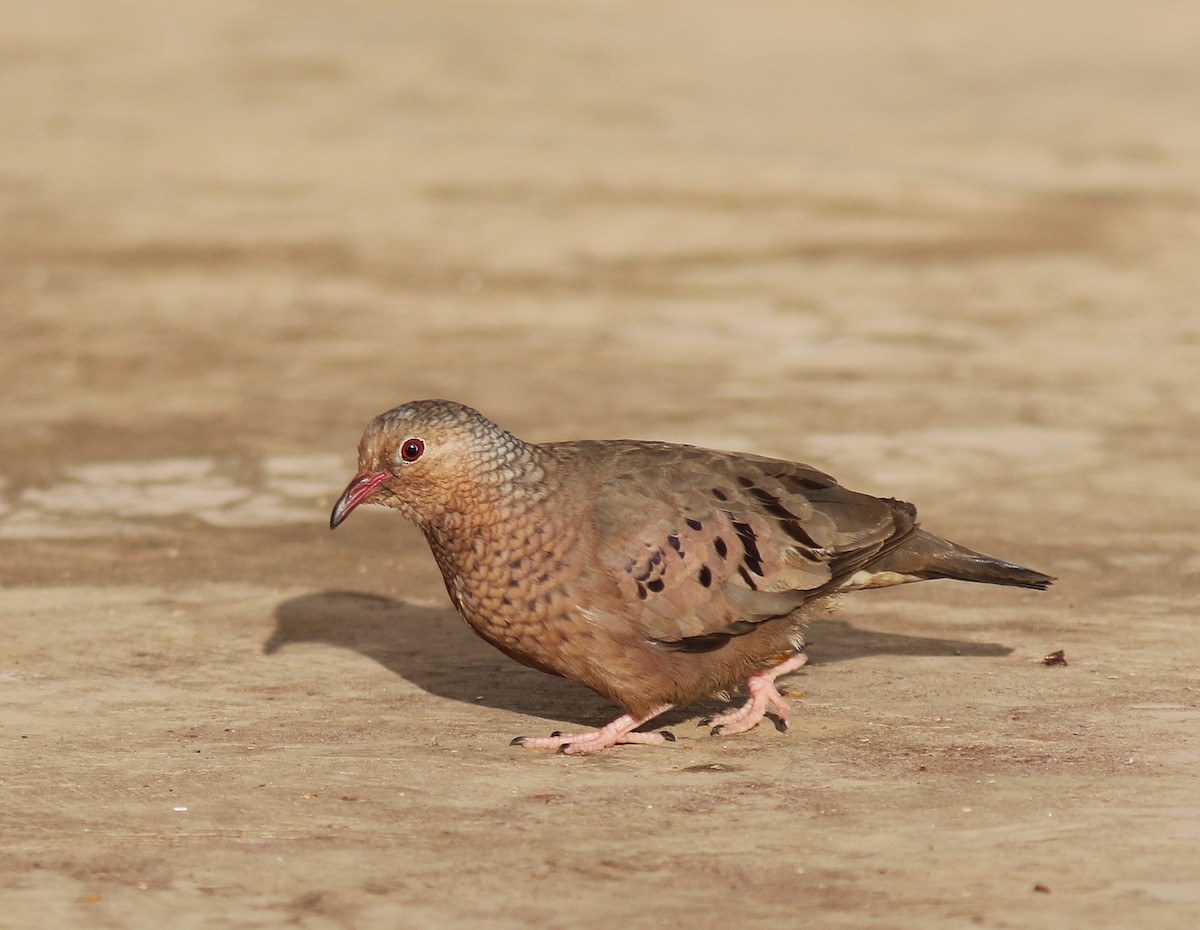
[{"x1": 3, "y1": 1, "x2": 1200, "y2": 927}]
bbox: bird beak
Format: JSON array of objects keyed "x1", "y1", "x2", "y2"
[{"x1": 330, "y1": 470, "x2": 390, "y2": 529}]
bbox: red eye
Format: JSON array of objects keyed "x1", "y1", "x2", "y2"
[{"x1": 399, "y1": 438, "x2": 425, "y2": 463}]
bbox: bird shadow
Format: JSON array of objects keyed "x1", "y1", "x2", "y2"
[{"x1": 265, "y1": 591, "x2": 1013, "y2": 728}]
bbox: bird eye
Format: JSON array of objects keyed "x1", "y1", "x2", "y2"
[{"x1": 399, "y1": 438, "x2": 425, "y2": 463}]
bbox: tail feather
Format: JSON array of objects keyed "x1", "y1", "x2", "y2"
[{"x1": 870, "y1": 529, "x2": 1054, "y2": 591}]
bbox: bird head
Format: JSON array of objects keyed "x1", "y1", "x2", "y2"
[{"x1": 329, "y1": 399, "x2": 528, "y2": 530}]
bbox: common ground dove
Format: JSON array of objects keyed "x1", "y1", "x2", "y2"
[{"x1": 331, "y1": 400, "x2": 1053, "y2": 754}]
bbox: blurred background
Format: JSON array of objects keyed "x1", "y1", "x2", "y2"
[
  {"x1": 4, "y1": 1, "x2": 1196, "y2": 458},
  {"x1": 4, "y1": 0, "x2": 1197, "y2": 582}
]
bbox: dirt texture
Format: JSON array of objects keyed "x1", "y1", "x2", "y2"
[{"x1": 2, "y1": 2, "x2": 1199, "y2": 928}]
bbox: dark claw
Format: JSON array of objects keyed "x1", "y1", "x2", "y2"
[
  {"x1": 710, "y1": 725, "x2": 724, "y2": 737},
  {"x1": 555, "y1": 743, "x2": 572, "y2": 755},
  {"x1": 660, "y1": 730, "x2": 676, "y2": 742},
  {"x1": 510, "y1": 736, "x2": 528, "y2": 746},
  {"x1": 773, "y1": 717, "x2": 789, "y2": 733},
  {"x1": 550, "y1": 731, "x2": 563, "y2": 738},
  {"x1": 698, "y1": 717, "x2": 713, "y2": 727}
]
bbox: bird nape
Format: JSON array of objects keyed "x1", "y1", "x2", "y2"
[{"x1": 330, "y1": 399, "x2": 1054, "y2": 754}]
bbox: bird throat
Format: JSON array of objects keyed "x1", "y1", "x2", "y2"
[{"x1": 419, "y1": 461, "x2": 580, "y2": 647}]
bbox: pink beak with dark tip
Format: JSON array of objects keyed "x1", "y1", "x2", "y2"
[{"x1": 330, "y1": 470, "x2": 390, "y2": 529}]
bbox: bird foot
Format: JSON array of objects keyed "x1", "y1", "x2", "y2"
[
  {"x1": 510, "y1": 704, "x2": 675, "y2": 755},
  {"x1": 705, "y1": 651, "x2": 808, "y2": 737}
]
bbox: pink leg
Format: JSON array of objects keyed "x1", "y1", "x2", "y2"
[
  {"x1": 510, "y1": 704, "x2": 676, "y2": 755},
  {"x1": 703, "y1": 651, "x2": 808, "y2": 736}
]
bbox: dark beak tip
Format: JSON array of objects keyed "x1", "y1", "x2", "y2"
[
  {"x1": 329, "y1": 496, "x2": 355, "y2": 531},
  {"x1": 329, "y1": 501, "x2": 354, "y2": 530}
]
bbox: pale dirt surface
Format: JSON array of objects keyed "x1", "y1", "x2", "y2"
[{"x1": 2, "y1": 2, "x2": 1199, "y2": 928}]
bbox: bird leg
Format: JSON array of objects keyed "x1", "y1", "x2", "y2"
[
  {"x1": 703, "y1": 651, "x2": 808, "y2": 736},
  {"x1": 510, "y1": 704, "x2": 676, "y2": 755}
]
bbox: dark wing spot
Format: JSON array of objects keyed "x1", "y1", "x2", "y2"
[
  {"x1": 736, "y1": 476, "x2": 756, "y2": 488},
  {"x1": 714, "y1": 537, "x2": 728, "y2": 559},
  {"x1": 646, "y1": 578, "x2": 665, "y2": 593},
  {"x1": 686, "y1": 518, "x2": 703, "y2": 531},
  {"x1": 749, "y1": 487, "x2": 795, "y2": 520},
  {"x1": 781, "y1": 519, "x2": 820, "y2": 548},
  {"x1": 737, "y1": 566, "x2": 759, "y2": 590},
  {"x1": 712, "y1": 488, "x2": 728, "y2": 501},
  {"x1": 667, "y1": 535, "x2": 681, "y2": 552},
  {"x1": 636, "y1": 583, "x2": 647, "y2": 600},
  {"x1": 747, "y1": 486, "x2": 823, "y2": 547},
  {"x1": 785, "y1": 473, "x2": 834, "y2": 492},
  {"x1": 632, "y1": 548, "x2": 668, "y2": 582},
  {"x1": 698, "y1": 565, "x2": 712, "y2": 587},
  {"x1": 732, "y1": 521, "x2": 764, "y2": 576}
]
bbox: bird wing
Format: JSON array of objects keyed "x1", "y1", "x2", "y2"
[{"x1": 582, "y1": 442, "x2": 917, "y2": 650}]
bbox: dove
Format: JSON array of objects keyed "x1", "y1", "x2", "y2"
[{"x1": 330, "y1": 400, "x2": 1053, "y2": 754}]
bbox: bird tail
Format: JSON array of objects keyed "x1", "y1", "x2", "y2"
[{"x1": 870, "y1": 529, "x2": 1054, "y2": 590}]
